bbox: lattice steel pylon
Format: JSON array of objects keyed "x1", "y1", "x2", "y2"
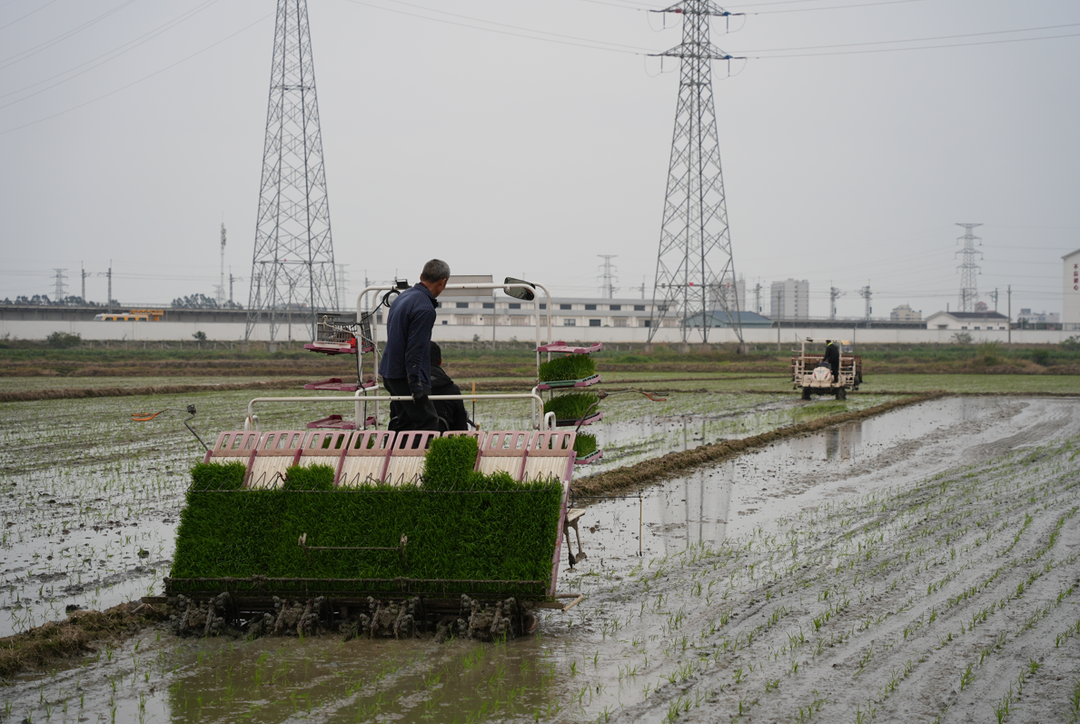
[
  {"x1": 647, "y1": 1, "x2": 743, "y2": 344},
  {"x1": 955, "y1": 223, "x2": 982, "y2": 313},
  {"x1": 245, "y1": 0, "x2": 338, "y2": 342}
]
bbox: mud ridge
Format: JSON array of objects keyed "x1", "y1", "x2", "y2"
[{"x1": 0, "y1": 602, "x2": 168, "y2": 681}]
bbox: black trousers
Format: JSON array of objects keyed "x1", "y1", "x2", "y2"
[{"x1": 381, "y1": 377, "x2": 442, "y2": 432}]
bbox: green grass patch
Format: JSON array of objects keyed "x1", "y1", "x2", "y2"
[{"x1": 538, "y1": 355, "x2": 596, "y2": 382}]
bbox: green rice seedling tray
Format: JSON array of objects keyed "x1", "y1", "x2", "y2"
[
  {"x1": 172, "y1": 438, "x2": 569, "y2": 600},
  {"x1": 537, "y1": 374, "x2": 601, "y2": 391},
  {"x1": 575, "y1": 449, "x2": 603, "y2": 465},
  {"x1": 554, "y1": 412, "x2": 603, "y2": 428},
  {"x1": 536, "y1": 341, "x2": 603, "y2": 354}
]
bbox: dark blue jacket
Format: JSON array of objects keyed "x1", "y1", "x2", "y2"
[{"x1": 379, "y1": 283, "x2": 438, "y2": 395}]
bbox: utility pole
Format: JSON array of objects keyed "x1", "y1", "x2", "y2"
[
  {"x1": 229, "y1": 270, "x2": 243, "y2": 307},
  {"x1": 52, "y1": 269, "x2": 68, "y2": 302},
  {"x1": 956, "y1": 223, "x2": 983, "y2": 312},
  {"x1": 754, "y1": 282, "x2": 762, "y2": 314},
  {"x1": 97, "y1": 261, "x2": 113, "y2": 307},
  {"x1": 859, "y1": 285, "x2": 872, "y2": 325},
  {"x1": 597, "y1": 255, "x2": 618, "y2": 299},
  {"x1": 337, "y1": 263, "x2": 348, "y2": 311},
  {"x1": 1007, "y1": 284, "x2": 1012, "y2": 346},
  {"x1": 647, "y1": 0, "x2": 745, "y2": 344},
  {"x1": 989, "y1": 288, "x2": 998, "y2": 312},
  {"x1": 639, "y1": 277, "x2": 646, "y2": 300},
  {"x1": 246, "y1": 0, "x2": 339, "y2": 341},
  {"x1": 81, "y1": 262, "x2": 89, "y2": 302},
  {"x1": 829, "y1": 286, "x2": 845, "y2": 320}
]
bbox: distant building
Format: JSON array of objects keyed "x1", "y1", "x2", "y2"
[
  {"x1": 718, "y1": 277, "x2": 746, "y2": 313},
  {"x1": 433, "y1": 296, "x2": 669, "y2": 329},
  {"x1": 890, "y1": 304, "x2": 922, "y2": 322},
  {"x1": 1064, "y1": 249, "x2": 1080, "y2": 331},
  {"x1": 770, "y1": 279, "x2": 809, "y2": 319},
  {"x1": 682, "y1": 310, "x2": 774, "y2": 328},
  {"x1": 1017, "y1": 308, "x2": 1060, "y2": 325},
  {"x1": 925, "y1": 311, "x2": 1009, "y2": 332}
]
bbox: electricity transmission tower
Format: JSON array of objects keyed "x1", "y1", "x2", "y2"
[
  {"x1": 597, "y1": 255, "x2": 619, "y2": 299},
  {"x1": 52, "y1": 269, "x2": 67, "y2": 302},
  {"x1": 955, "y1": 223, "x2": 982, "y2": 313},
  {"x1": 647, "y1": 1, "x2": 744, "y2": 344},
  {"x1": 245, "y1": 0, "x2": 338, "y2": 342}
]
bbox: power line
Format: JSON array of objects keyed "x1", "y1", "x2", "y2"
[
  {"x1": 0, "y1": 0, "x2": 141, "y2": 71},
  {"x1": 740, "y1": 21, "x2": 1080, "y2": 54},
  {"x1": 0, "y1": 0, "x2": 60, "y2": 32},
  {"x1": 0, "y1": 13, "x2": 271, "y2": 136},
  {"x1": 0, "y1": 0, "x2": 225, "y2": 109},
  {"x1": 747, "y1": 29, "x2": 1080, "y2": 58},
  {"x1": 741, "y1": 0, "x2": 931, "y2": 15},
  {"x1": 337, "y1": 0, "x2": 653, "y2": 54}
]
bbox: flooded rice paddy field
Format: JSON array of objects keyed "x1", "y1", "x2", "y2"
[
  {"x1": 1, "y1": 384, "x2": 1080, "y2": 723},
  {"x1": 0, "y1": 379, "x2": 845, "y2": 640}
]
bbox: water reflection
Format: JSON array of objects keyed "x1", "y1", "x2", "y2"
[{"x1": 162, "y1": 633, "x2": 558, "y2": 724}]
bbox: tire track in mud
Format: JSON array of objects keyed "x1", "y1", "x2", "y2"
[{"x1": 567, "y1": 438, "x2": 1080, "y2": 724}]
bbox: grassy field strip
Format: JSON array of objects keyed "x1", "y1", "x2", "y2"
[{"x1": 540, "y1": 436, "x2": 1080, "y2": 723}]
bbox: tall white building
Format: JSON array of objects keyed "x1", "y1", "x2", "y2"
[
  {"x1": 770, "y1": 279, "x2": 809, "y2": 319},
  {"x1": 712, "y1": 276, "x2": 745, "y2": 313},
  {"x1": 1065, "y1": 249, "x2": 1080, "y2": 331},
  {"x1": 890, "y1": 304, "x2": 922, "y2": 322}
]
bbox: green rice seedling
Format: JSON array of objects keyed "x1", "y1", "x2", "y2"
[
  {"x1": 188, "y1": 461, "x2": 246, "y2": 491},
  {"x1": 573, "y1": 433, "x2": 598, "y2": 459},
  {"x1": 1066, "y1": 678, "x2": 1080, "y2": 723},
  {"x1": 422, "y1": 436, "x2": 479, "y2": 491},
  {"x1": 538, "y1": 355, "x2": 596, "y2": 382},
  {"x1": 280, "y1": 464, "x2": 335, "y2": 491},
  {"x1": 960, "y1": 663, "x2": 976, "y2": 691},
  {"x1": 542, "y1": 393, "x2": 599, "y2": 422}
]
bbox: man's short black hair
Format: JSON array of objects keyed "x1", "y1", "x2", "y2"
[{"x1": 429, "y1": 341, "x2": 442, "y2": 366}]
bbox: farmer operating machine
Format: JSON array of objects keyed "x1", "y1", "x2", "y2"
[
  {"x1": 791, "y1": 338, "x2": 863, "y2": 400},
  {"x1": 165, "y1": 278, "x2": 597, "y2": 639}
]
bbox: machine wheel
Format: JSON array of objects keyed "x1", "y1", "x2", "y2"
[
  {"x1": 835, "y1": 387, "x2": 847, "y2": 401},
  {"x1": 801, "y1": 387, "x2": 812, "y2": 400}
]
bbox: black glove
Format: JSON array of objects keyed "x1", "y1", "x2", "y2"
[{"x1": 412, "y1": 391, "x2": 428, "y2": 405}]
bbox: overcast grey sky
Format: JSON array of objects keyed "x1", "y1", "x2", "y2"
[{"x1": 1, "y1": 0, "x2": 1077, "y2": 319}]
